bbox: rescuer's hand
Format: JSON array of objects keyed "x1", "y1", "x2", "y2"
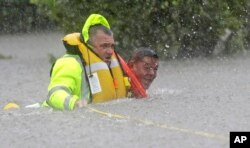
[{"x1": 75, "y1": 100, "x2": 87, "y2": 108}]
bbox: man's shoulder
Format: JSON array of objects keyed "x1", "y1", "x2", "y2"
[
  {"x1": 57, "y1": 54, "x2": 80, "y2": 62},
  {"x1": 55, "y1": 54, "x2": 82, "y2": 68}
]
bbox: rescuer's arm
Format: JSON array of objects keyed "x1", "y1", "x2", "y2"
[{"x1": 46, "y1": 57, "x2": 81, "y2": 110}]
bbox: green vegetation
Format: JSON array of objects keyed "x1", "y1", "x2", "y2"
[
  {"x1": 0, "y1": 53, "x2": 12, "y2": 59},
  {"x1": 2, "y1": 0, "x2": 250, "y2": 59},
  {"x1": 0, "y1": 0, "x2": 56, "y2": 33}
]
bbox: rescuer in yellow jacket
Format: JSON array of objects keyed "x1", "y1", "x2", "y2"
[{"x1": 44, "y1": 14, "x2": 130, "y2": 110}]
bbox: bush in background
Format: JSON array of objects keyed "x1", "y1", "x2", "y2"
[
  {"x1": 0, "y1": 0, "x2": 56, "y2": 34},
  {"x1": 13, "y1": 0, "x2": 250, "y2": 59}
]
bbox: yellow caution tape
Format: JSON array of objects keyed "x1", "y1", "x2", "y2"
[
  {"x1": 2, "y1": 102, "x2": 228, "y2": 141},
  {"x1": 87, "y1": 106, "x2": 228, "y2": 141}
]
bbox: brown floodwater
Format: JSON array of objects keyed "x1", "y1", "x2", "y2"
[{"x1": 1, "y1": 32, "x2": 250, "y2": 148}]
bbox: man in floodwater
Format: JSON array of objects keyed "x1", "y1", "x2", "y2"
[
  {"x1": 128, "y1": 48, "x2": 159, "y2": 90},
  {"x1": 3, "y1": 15, "x2": 160, "y2": 110},
  {"x1": 44, "y1": 14, "x2": 131, "y2": 110}
]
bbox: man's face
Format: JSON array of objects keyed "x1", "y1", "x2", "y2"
[
  {"x1": 91, "y1": 30, "x2": 115, "y2": 65},
  {"x1": 130, "y1": 56, "x2": 159, "y2": 89}
]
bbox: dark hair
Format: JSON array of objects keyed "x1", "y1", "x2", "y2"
[
  {"x1": 128, "y1": 47, "x2": 158, "y2": 62},
  {"x1": 87, "y1": 24, "x2": 113, "y2": 45}
]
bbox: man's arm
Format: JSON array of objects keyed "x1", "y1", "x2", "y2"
[{"x1": 46, "y1": 57, "x2": 82, "y2": 110}]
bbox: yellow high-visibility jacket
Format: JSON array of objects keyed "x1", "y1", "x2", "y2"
[{"x1": 45, "y1": 33, "x2": 129, "y2": 110}]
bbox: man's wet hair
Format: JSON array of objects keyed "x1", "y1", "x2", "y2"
[
  {"x1": 87, "y1": 25, "x2": 113, "y2": 45},
  {"x1": 128, "y1": 47, "x2": 159, "y2": 62}
]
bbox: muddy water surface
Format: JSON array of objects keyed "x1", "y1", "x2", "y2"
[{"x1": 1, "y1": 32, "x2": 250, "y2": 148}]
